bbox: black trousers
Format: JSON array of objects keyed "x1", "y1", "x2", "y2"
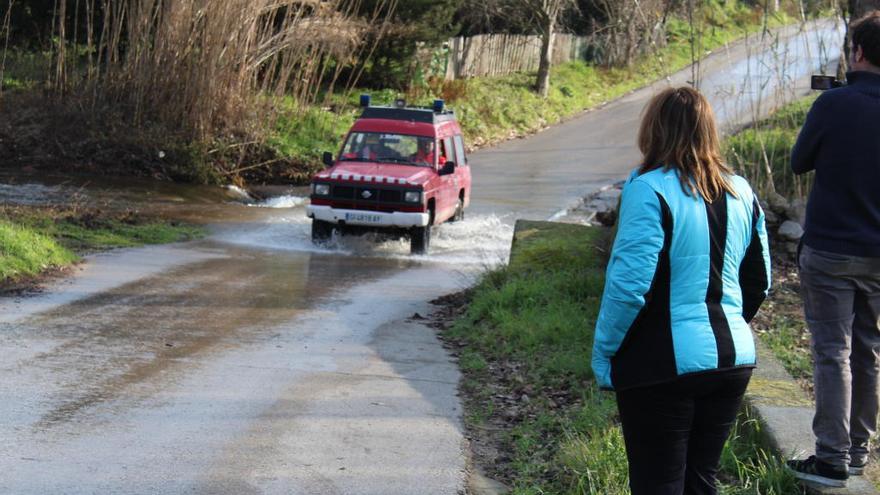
[{"x1": 615, "y1": 368, "x2": 753, "y2": 495}]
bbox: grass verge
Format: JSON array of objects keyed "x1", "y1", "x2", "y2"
[
  {"x1": 725, "y1": 94, "x2": 817, "y2": 200},
  {"x1": 0, "y1": 206, "x2": 204, "y2": 289},
  {"x1": 435, "y1": 220, "x2": 800, "y2": 494},
  {"x1": 750, "y1": 253, "x2": 813, "y2": 387}
]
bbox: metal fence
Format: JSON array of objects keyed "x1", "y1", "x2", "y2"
[{"x1": 443, "y1": 33, "x2": 589, "y2": 80}]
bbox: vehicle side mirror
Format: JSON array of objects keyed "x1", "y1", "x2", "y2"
[
  {"x1": 322, "y1": 151, "x2": 334, "y2": 167},
  {"x1": 440, "y1": 161, "x2": 456, "y2": 175}
]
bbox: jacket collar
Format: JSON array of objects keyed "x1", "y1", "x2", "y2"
[{"x1": 846, "y1": 70, "x2": 880, "y2": 86}]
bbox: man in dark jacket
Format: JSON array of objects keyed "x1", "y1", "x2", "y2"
[{"x1": 787, "y1": 11, "x2": 880, "y2": 488}]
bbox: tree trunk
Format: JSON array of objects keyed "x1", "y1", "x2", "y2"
[
  {"x1": 54, "y1": 0, "x2": 67, "y2": 91},
  {"x1": 536, "y1": 15, "x2": 554, "y2": 98}
]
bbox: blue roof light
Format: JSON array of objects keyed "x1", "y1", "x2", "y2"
[
  {"x1": 433, "y1": 99, "x2": 445, "y2": 113},
  {"x1": 360, "y1": 94, "x2": 371, "y2": 107}
]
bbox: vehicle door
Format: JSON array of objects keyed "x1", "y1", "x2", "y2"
[
  {"x1": 452, "y1": 134, "x2": 470, "y2": 208},
  {"x1": 437, "y1": 135, "x2": 458, "y2": 222}
]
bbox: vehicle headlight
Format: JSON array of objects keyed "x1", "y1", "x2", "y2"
[
  {"x1": 404, "y1": 191, "x2": 422, "y2": 203},
  {"x1": 313, "y1": 183, "x2": 330, "y2": 196}
]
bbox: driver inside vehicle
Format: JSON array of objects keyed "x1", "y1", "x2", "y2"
[
  {"x1": 437, "y1": 140, "x2": 449, "y2": 167},
  {"x1": 412, "y1": 139, "x2": 445, "y2": 167},
  {"x1": 359, "y1": 134, "x2": 383, "y2": 161}
]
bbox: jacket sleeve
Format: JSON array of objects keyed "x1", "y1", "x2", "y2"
[
  {"x1": 739, "y1": 196, "x2": 771, "y2": 322},
  {"x1": 591, "y1": 179, "x2": 664, "y2": 390},
  {"x1": 791, "y1": 95, "x2": 828, "y2": 175}
]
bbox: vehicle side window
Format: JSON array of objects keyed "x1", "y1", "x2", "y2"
[
  {"x1": 442, "y1": 137, "x2": 455, "y2": 164},
  {"x1": 453, "y1": 135, "x2": 466, "y2": 166}
]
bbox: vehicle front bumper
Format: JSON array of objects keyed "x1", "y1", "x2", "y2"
[{"x1": 307, "y1": 205, "x2": 429, "y2": 228}]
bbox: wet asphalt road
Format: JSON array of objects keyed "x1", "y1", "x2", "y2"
[{"x1": 0, "y1": 20, "x2": 841, "y2": 494}]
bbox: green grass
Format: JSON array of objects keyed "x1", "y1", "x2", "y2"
[
  {"x1": 719, "y1": 405, "x2": 803, "y2": 495},
  {"x1": 746, "y1": 257, "x2": 814, "y2": 387},
  {"x1": 267, "y1": 99, "x2": 359, "y2": 179},
  {"x1": 54, "y1": 218, "x2": 203, "y2": 251},
  {"x1": 757, "y1": 313, "x2": 812, "y2": 382},
  {"x1": 447, "y1": 221, "x2": 800, "y2": 493},
  {"x1": 726, "y1": 94, "x2": 817, "y2": 200},
  {"x1": 0, "y1": 220, "x2": 78, "y2": 281},
  {"x1": 0, "y1": 207, "x2": 205, "y2": 283},
  {"x1": 0, "y1": 49, "x2": 51, "y2": 91}
]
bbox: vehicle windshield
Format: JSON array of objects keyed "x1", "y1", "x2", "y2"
[{"x1": 339, "y1": 132, "x2": 436, "y2": 167}]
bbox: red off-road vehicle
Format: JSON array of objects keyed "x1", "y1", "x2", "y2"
[{"x1": 307, "y1": 97, "x2": 472, "y2": 254}]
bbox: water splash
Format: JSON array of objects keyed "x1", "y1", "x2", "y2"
[
  {"x1": 213, "y1": 207, "x2": 513, "y2": 267},
  {"x1": 224, "y1": 185, "x2": 253, "y2": 202},
  {"x1": 251, "y1": 195, "x2": 308, "y2": 209}
]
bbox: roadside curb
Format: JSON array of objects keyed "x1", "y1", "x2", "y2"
[{"x1": 747, "y1": 324, "x2": 878, "y2": 494}]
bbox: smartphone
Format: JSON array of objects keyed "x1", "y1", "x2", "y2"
[{"x1": 811, "y1": 75, "x2": 839, "y2": 90}]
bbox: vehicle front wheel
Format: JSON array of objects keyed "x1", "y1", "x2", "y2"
[
  {"x1": 410, "y1": 224, "x2": 431, "y2": 254},
  {"x1": 311, "y1": 220, "x2": 333, "y2": 244}
]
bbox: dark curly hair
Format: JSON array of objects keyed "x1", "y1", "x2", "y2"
[{"x1": 852, "y1": 11, "x2": 880, "y2": 67}]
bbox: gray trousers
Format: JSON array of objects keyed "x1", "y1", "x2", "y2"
[{"x1": 799, "y1": 245, "x2": 880, "y2": 468}]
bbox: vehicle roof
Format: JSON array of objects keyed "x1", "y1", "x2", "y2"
[
  {"x1": 350, "y1": 118, "x2": 434, "y2": 136},
  {"x1": 351, "y1": 118, "x2": 463, "y2": 138},
  {"x1": 359, "y1": 106, "x2": 456, "y2": 124},
  {"x1": 348, "y1": 105, "x2": 461, "y2": 137}
]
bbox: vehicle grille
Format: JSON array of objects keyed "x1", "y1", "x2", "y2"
[
  {"x1": 331, "y1": 184, "x2": 404, "y2": 205},
  {"x1": 378, "y1": 189, "x2": 402, "y2": 202},
  {"x1": 331, "y1": 186, "x2": 355, "y2": 200}
]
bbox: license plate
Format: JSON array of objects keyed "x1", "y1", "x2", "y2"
[{"x1": 344, "y1": 212, "x2": 382, "y2": 224}]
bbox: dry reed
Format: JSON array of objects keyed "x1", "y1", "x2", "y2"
[
  {"x1": 0, "y1": 0, "x2": 12, "y2": 99},
  {"x1": 43, "y1": 0, "x2": 395, "y2": 143}
]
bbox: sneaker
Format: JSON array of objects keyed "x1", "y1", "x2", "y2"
[
  {"x1": 849, "y1": 460, "x2": 867, "y2": 476},
  {"x1": 786, "y1": 456, "x2": 848, "y2": 487}
]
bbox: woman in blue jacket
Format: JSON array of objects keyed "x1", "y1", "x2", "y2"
[{"x1": 592, "y1": 87, "x2": 771, "y2": 495}]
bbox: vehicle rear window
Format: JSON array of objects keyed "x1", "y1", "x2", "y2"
[
  {"x1": 442, "y1": 137, "x2": 455, "y2": 164},
  {"x1": 453, "y1": 135, "x2": 466, "y2": 165}
]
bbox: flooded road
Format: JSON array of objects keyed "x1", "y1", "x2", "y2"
[{"x1": 0, "y1": 19, "x2": 842, "y2": 494}]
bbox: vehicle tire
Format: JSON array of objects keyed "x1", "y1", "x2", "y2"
[
  {"x1": 311, "y1": 220, "x2": 333, "y2": 244},
  {"x1": 452, "y1": 197, "x2": 464, "y2": 222},
  {"x1": 410, "y1": 224, "x2": 431, "y2": 254}
]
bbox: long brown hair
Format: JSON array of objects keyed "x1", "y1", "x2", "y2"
[{"x1": 638, "y1": 87, "x2": 735, "y2": 202}]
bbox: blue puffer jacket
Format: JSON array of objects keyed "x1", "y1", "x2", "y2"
[{"x1": 592, "y1": 167, "x2": 771, "y2": 391}]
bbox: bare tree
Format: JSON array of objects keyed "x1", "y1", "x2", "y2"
[
  {"x1": 592, "y1": 0, "x2": 671, "y2": 68},
  {"x1": 519, "y1": 0, "x2": 574, "y2": 97},
  {"x1": 0, "y1": 0, "x2": 12, "y2": 99}
]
